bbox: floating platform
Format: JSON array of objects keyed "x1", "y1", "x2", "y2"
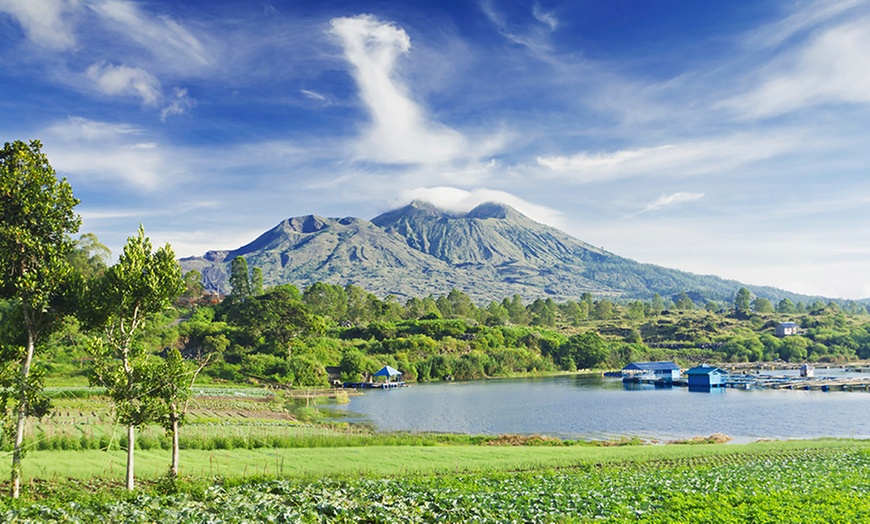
[{"x1": 342, "y1": 381, "x2": 406, "y2": 389}]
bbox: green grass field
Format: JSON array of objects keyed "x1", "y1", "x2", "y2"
[{"x1": 3, "y1": 439, "x2": 870, "y2": 522}]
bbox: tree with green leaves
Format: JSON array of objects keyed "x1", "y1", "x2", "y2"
[
  {"x1": 155, "y1": 340, "x2": 223, "y2": 479},
  {"x1": 228, "y1": 256, "x2": 252, "y2": 301},
  {"x1": 674, "y1": 292, "x2": 695, "y2": 311},
  {"x1": 734, "y1": 287, "x2": 752, "y2": 319},
  {"x1": 752, "y1": 297, "x2": 774, "y2": 314},
  {"x1": 82, "y1": 226, "x2": 185, "y2": 490},
  {"x1": 0, "y1": 139, "x2": 81, "y2": 498},
  {"x1": 67, "y1": 233, "x2": 111, "y2": 279},
  {"x1": 226, "y1": 286, "x2": 322, "y2": 356}
]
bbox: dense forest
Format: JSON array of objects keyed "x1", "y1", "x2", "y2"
[{"x1": 12, "y1": 248, "x2": 870, "y2": 392}]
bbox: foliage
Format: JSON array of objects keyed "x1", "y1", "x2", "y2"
[{"x1": 0, "y1": 139, "x2": 81, "y2": 497}]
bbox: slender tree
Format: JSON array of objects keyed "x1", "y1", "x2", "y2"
[
  {"x1": 734, "y1": 287, "x2": 752, "y2": 319},
  {"x1": 0, "y1": 140, "x2": 80, "y2": 498},
  {"x1": 228, "y1": 256, "x2": 251, "y2": 301},
  {"x1": 156, "y1": 338, "x2": 223, "y2": 479},
  {"x1": 83, "y1": 226, "x2": 184, "y2": 490}
]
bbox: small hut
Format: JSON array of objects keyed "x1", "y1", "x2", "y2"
[
  {"x1": 685, "y1": 364, "x2": 728, "y2": 389},
  {"x1": 776, "y1": 322, "x2": 801, "y2": 337},
  {"x1": 373, "y1": 365, "x2": 402, "y2": 384}
]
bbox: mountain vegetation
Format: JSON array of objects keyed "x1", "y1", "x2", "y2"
[{"x1": 180, "y1": 201, "x2": 829, "y2": 305}]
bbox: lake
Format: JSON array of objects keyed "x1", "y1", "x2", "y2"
[{"x1": 329, "y1": 374, "x2": 870, "y2": 443}]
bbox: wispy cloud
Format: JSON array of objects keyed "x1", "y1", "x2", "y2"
[
  {"x1": 89, "y1": 0, "x2": 213, "y2": 71},
  {"x1": 532, "y1": 4, "x2": 558, "y2": 31},
  {"x1": 726, "y1": 13, "x2": 870, "y2": 118},
  {"x1": 746, "y1": 0, "x2": 864, "y2": 48},
  {"x1": 0, "y1": 0, "x2": 78, "y2": 50},
  {"x1": 479, "y1": 0, "x2": 556, "y2": 51},
  {"x1": 636, "y1": 192, "x2": 705, "y2": 215},
  {"x1": 536, "y1": 132, "x2": 810, "y2": 183},
  {"x1": 86, "y1": 61, "x2": 162, "y2": 105},
  {"x1": 329, "y1": 14, "x2": 467, "y2": 165},
  {"x1": 44, "y1": 116, "x2": 177, "y2": 190},
  {"x1": 160, "y1": 87, "x2": 196, "y2": 121}
]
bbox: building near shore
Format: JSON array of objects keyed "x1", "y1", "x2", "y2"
[
  {"x1": 621, "y1": 361, "x2": 681, "y2": 381},
  {"x1": 685, "y1": 364, "x2": 728, "y2": 390}
]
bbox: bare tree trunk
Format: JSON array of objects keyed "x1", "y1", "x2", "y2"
[
  {"x1": 11, "y1": 312, "x2": 36, "y2": 499},
  {"x1": 126, "y1": 424, "x2": 135, "y2": 490},
  {"x1": 170, "y1": 403, "x2": 179, "y2": 478}
]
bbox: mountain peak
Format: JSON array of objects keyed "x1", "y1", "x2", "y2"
[{"x1": 466, "y1": 202, "x2": 519, "y2": 220}]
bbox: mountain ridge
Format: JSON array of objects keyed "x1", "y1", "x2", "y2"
[{"x1": 180, "y1": 201, "x2": 828, "y2": 304}]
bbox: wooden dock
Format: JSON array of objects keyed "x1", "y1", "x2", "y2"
[
  {"x1": 722, "y1": 375, "x2": 870, "y2": 391},
  {"x1": 342, "y1": 381, "x2": 406, "y2": 389}
]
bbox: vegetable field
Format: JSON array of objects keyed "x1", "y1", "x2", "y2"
[{"x1": 4, "y1": 444, "x2": 870, "y2": 522}]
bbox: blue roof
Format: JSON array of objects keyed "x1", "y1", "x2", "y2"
[
  {"x1": 373, "y1": 365, "x2": 402, "y2": 377},
  {"x1": 622, "y1": 361, "x2": 680, "y2": 372},
  {"x1": 778, "y1": 322, "x2": 800, "y2": 328},
  {"x1": 685, "y1": 365, "x2": 728, "y2": 376}
]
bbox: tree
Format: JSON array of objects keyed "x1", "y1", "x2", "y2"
[
  {"x1": 560, "y1": 332, "x2": 610, "y2": 369},
  {"x1": 0, "y1": 140, "x2": 81, "y2": 498},
  {"x1": 734, "y1": 287, "x2": 752, "y2": 319},
  {"x1": 776, "y1": 298, "x2": 796, "y2": 314},
  {"x1": 752, "y1": 297, "x2": 774, "y2": 314},
  {"x1": 650, "y1": 293, "x2": 665, "y2": 315},
  {"x1": 155, "y1": 341, "x2": 222, "y2": 479},
  {"x1": 591, "y1": 298, "x2": 614, "y2": 320},
  {"x1": 82, "y1": 226, "x2": 185, "y2": 490},
  {"x1": 182, "y1": 270, "x2": 205, "y2": 300},
  {"x1": 251, "y1": 267, "x2": 264, "y2": 296},
  {"x1": 67, "y1": 233, "x2": 111, "y2": 279},
  {"x1": 227, "y1": 286, "x2": 322, "y2": 356},
  {"x1": 674, "y1": 292, "x2": 695, "y2": 311},
  {"x1": 228, "y1": 256, "x2": 252, "y2": 301}
]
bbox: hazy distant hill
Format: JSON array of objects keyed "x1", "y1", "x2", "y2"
[{"x1": 180, "y1": 201, "x2": 824, "y2": 304}]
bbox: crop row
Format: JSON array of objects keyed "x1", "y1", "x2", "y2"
[{"x1": 4, "y1": 446, "x2": 870, "y2": 522}]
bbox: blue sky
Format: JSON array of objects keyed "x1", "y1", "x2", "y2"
[{"x1": 2, "y1": 0, "x2": 869, "y2": 299}]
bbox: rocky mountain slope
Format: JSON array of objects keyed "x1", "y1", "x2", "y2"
[{"x1": 180, "y1": 201, "x2": 820, "y2": 304}]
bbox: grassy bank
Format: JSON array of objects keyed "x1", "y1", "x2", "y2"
[{"x1": 3, "y1": 438, "x2": 867, "y2": 483}]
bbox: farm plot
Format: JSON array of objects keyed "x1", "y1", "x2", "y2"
[{"x1": 4, "y1": 445, "x2": 870, "y2": 522}]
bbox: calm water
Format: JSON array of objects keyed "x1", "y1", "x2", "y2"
[{"x1": 329, "y1": 374, "x2": 870, "y2": 443}]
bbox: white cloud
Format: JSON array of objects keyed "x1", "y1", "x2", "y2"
[
  {"x1": 86, "y1": 61, "x2": 162, "y2": 105},
  {"x1": 639, "y1": 192, "x2": 705, "y2": 214},
  {"x1": 43, "y1": 116, "x2": 174, "y2": 190},
  {"x1": 536, "y1": 132, "x2": 808, "y2": 183},
  {"x1": 329, "y1": 14, "x2": 466, "y2": 165},
  {"x1": 301, "y1": 89, "x2": 327, "y2": 102},
  {"x1": 160, "y1": 87, "x2": 196, "y2": 121},
  {"x1": 532, "y1": 4, "x2": 558, "y2": 31},
  {"x1": 0, "y1": 0, "x2": 78, "y2": 50},
  {"x1": 89, "y1": 0, "x2": 213, "y2": 70},
  {"x1": 393, "y1": 186, "x2": 565, "y2": 228},
  {"x1": 746, "y1": 0, "x2": 863, "y2": 48},
  {"x1": 728, "y1": 17, "x2": 870, "y2": 118}
]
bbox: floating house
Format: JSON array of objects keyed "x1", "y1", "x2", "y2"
[
  {"x1": 622, "y1": 361, "x2": 681, "y2": 381},
  {"x1": 776, "y1": 322, "x2": 801, "y2": 337},
  {"x1": 685, "y1": 364, "x2": 728, "y2": 389},
  {"x1": 800, "y1": 364, "x2": 814, "y2": 378}
]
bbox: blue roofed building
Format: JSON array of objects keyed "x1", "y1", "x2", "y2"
[
  {"x1": 685, "y1": 364, "x2": 728, "y2": 390},
  {"x1": 621, "y1": 361, "x2": 681, "y2": 381}
]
